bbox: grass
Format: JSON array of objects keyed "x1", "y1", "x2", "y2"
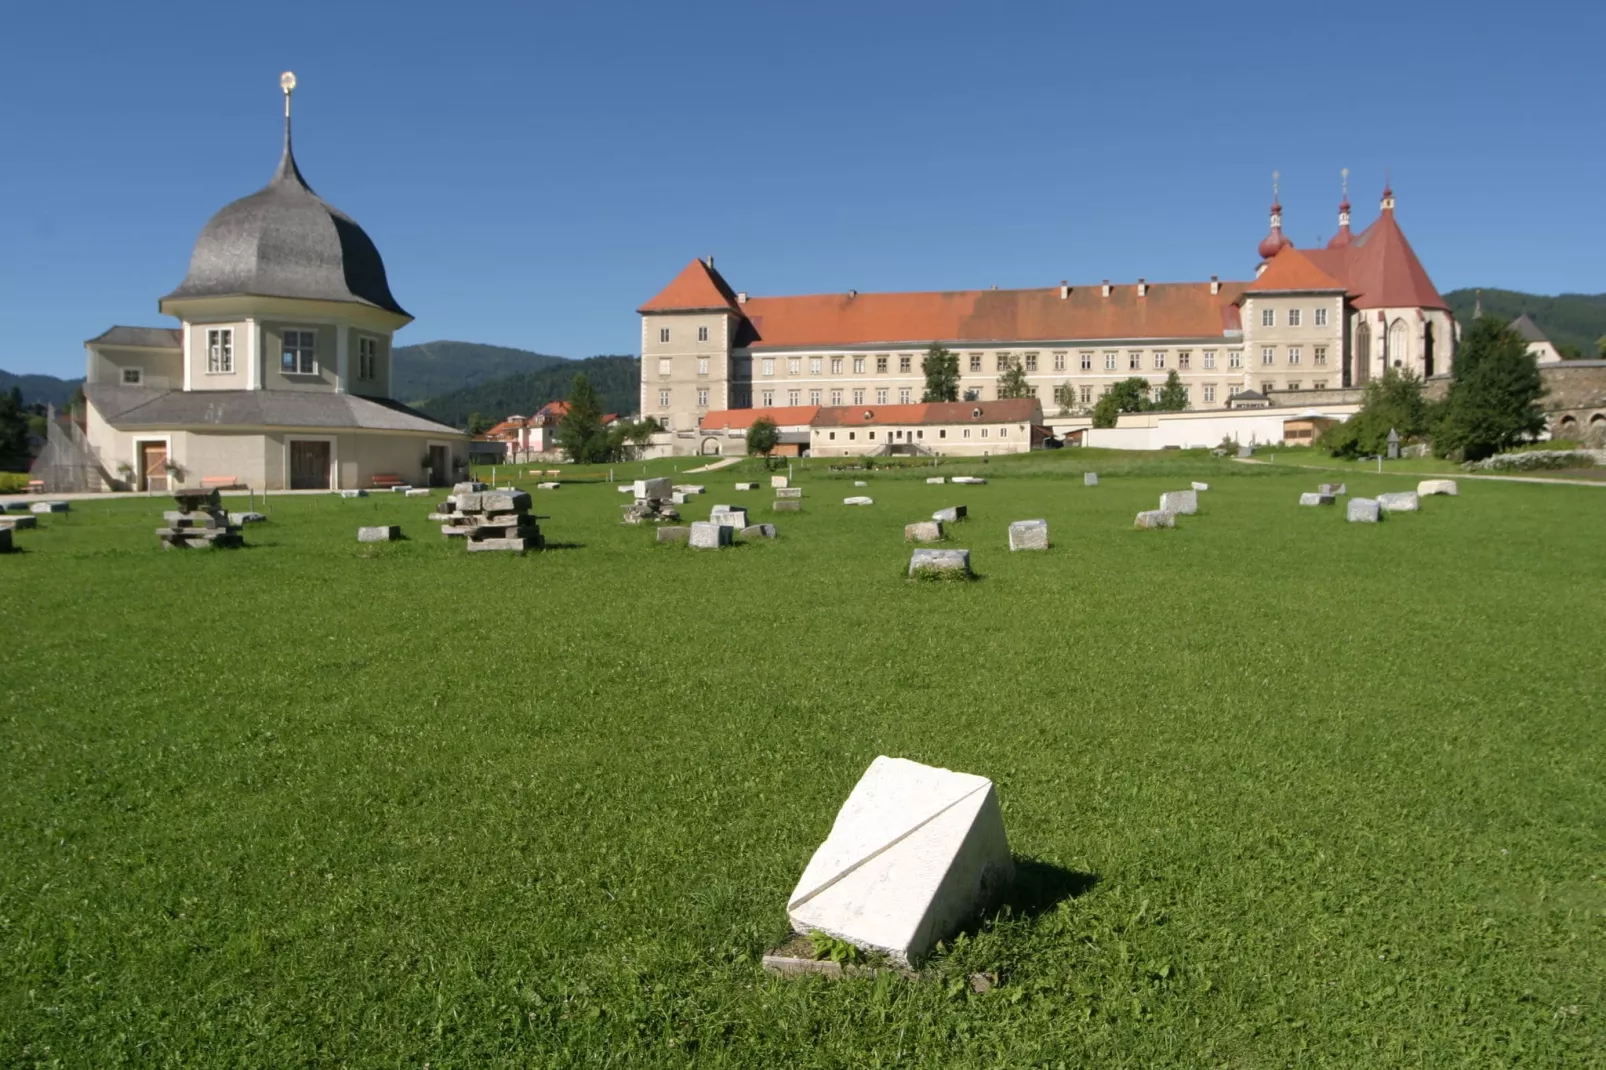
[{"x1": 2, "y1": 454, "x2": 1604, "y2": 1066}]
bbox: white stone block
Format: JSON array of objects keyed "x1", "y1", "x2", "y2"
[
  {"x1": 776, "y1": 487, "x2": 804, "y2": 499},
  {"x1": 735, "y1": 482, "x2": 760, "y2": 491},
  {"x1": 908, "y1": 548, "x2": 971, "y2": 578},
  {"x1": 1160, "y1": 490, "x2": 1198, "y2": 515},
  {"x1": 618, "y1": 484, "x2": 634, "y2": 493},
  {"x1": 31, "y1": 501, "x2": 69, "y2": 513},
  {"x1": 709, "y1": 507, "x2": 748, "y2": 529},
  {"x1": 634, "y1": 477, "x2": 672, "y2": 500},
  {"x1": 338, "y1": 489, "x2": 366, "y2": 499},
  {"x1": 1134, "y1": 509, "x2": 1175, "y2": 529},
  {"x1": 1378, "y1": 491, "x2": 1420, "y2": 513},
  {"x1": 688, "y1": 521, "x2": 732, "y2": 549},
  {"x1": 405, "y1": 487, "x2": 432, "y2": 497},
  {"x1": 1299, "y1": 492, "x2": 1335, "y2": 506},
  {"x1": 853, "y1": 480, "x2": 868, "y2": 487},
  {"x1": 1418, "y1": 479, "x2": 1458, "y2": 496},
  {"x1": 904, "y1": 520, "x2": 943, "y2": 542},
  {"x1": 536, "y1": 482, "x2": 561, "y2": 490},
  {"x1": 1347, "y1": 498, "x2": 1382, "y2": 523},
  {"x1": 926, "y1": 476, "x2": 946, "y2": 484},
  {"x1": 952, "y1": 476, "x2": 987, "y2": 485},
  {"x1": 1083, "y1": 472, "x2": 1099, "y2": 486},
  {"x1": 771, "y1": 475, "x2": 789, "y2": 489},
  {"x1": 1008, "y1": 518, "x2": 1048, "y2": 551},
  {"x1": 357, "y1": 525, "x2": 401, "y2": 542},
  {"x1": 786, "y1": 757, "x2": 1013, "y2": 967},
  {"x1": 843, "y1": 496, "x2": 874, "y2": 506},
  {"x1": 1192, "y1": 482, "x2": 1210, "y2": 491}
]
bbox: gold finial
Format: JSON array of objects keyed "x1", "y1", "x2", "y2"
[{"x1": 280, "y1": 71, "x2": 296, "y2": 117}]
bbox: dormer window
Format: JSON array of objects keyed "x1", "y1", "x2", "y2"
[
  {"x1": 282, "y1": 329, "x2": 316, "y2": 374},
  {"x1": 357, "y1": 336, "x2": 379, "y2": 380},
  {"x1": 207, "y1": 328, "x2": 234, "y2": 374},
  {"x1": 122, "y1": 366, "x2": 143, "y2": 385}
]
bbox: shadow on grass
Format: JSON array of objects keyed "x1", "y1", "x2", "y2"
[
  {"x1": 996, "y1": 857, "x2": 1098, "y2": 919},
  {"x1": 538, "y1": 541, "x2": 586, "y2": 552}
]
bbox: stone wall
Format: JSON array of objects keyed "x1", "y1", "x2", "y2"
[
  {"x1": 1267, "y1": 386, "x2": 1364, "y2": 408},
  {"x1": 1539, "y1": 361, "x2": 1606, "y2": 443}
]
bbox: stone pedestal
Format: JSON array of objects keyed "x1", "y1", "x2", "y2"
[
  {"x1": 0, "y1": 514, "x2": 38, "y2": 530},
  {"x1": 844, "y1": 496, "x2": 873, "y2": 506},
  {"x1": 1083, "y1": 473, "x2": 1099, "y2": 486},
  {"x1": 31, "y1": 501, "x2": 69, "y2": 514},
  {"x1": 1418, "y1": 479, "x2": 1457, "y2": 496},
  {"x1": 933, "y1": 506, "x2": 967, "y2": 523},
  {"x1": 156, "y1": 489, "x2": 243, "y2": 548},
  {"x1": 439, "y1": 486, "x2": 543, "y2": 551},
  {"x1": 776, "y1": 487, "x2": 804, "y2": 499},
  {"x1": 773, "y1": 500, "x2": 802, "y2": 512},
  {"x1": 656, "y1": 526, "x2": 691, "y2": 543},
  {"x1": 926, "y1": 477, "x2": 945, "y2": 484},
  {"x1": 1299, "y1": 493, "x2": 1336, "y2": 506}
]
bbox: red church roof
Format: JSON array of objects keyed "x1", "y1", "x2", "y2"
[
  {"x1": 1301, "y1": 198, "x2": 1447, "y2": 311},
  {"x1": 637, "y1": 259, "x2": 743, "y2": 313},
  {"x1": 1244, "y1": 247, "x2": 1347, "y2": 293}
]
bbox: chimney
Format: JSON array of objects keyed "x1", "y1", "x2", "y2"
[
  {"x1": 1137, "y1": 278, "x2": 1148, "y2": 297},
  {"x1": 1210, "y1": 275, "x2": 1220, "y2": 295},
  {"x1": 1059, "y1": 280, "x2": 1069, "y2": 299},
  {"x1": 707, "y1": 255, "x2": 715, "y2": 268},
  {"x1": 1101, "y1": 279, "x2": 1111, "y2": 297},
  {"x1": 736, "y1": 291, "x2": 748, "y2": 305},
  {"x1": 848, "y1": 289, "x2": 857, "y2": 298}
]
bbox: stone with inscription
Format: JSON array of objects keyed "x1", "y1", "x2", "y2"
[
  {"x1": 1347, "y1": 498, "x2": 1383, "y2": 523},
  {"x1": 31, "y1": 501, "x2": 69, "y2": 513},
  {"x1": 709, "y1": 506, "x2": 748, "y2": 529},
  {"x1": 338, "y1": 489, "x2": 367, "y2": 499},
  {"x1": 735, "y1": 482, "x2": 760, "y2": 491},
  {"x1": 786, "y1": 756, "x2": 1013, "y2": 966},
  {"x1": 634, "y1": 477, "x2": 672, "y2": 500},
  {"x1": 926, "y1": 477, "x2": 946, "y2": 484},
  {"x1": 1192, "y1": 482, "x2": 1209, "y2": 491},
  {"x1": 1008, "y1": 519, "x2": 1049, "y2": 551},
  {"x1": 771, "y1": 475, "x2": 789, "y2": 489},
  {"x1": 776, "y1": 487, "x2": 804, "y2": 499},
  {"x1": 656, "y1": 525, "x2": 690, "y2": 544},
  {"x1": 952, "y1": 476, "x2": 987, "y2": 485},
  {"x1": 741, "y1": 523, "x2": 778, "y2": 539},
  {"x1": 773, "y1": 500, "x2": 802, "y2": 512}
]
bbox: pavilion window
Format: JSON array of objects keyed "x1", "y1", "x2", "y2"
[
  {"x1": 207, "y1": 328, "x2": 234, "y2": 374},
  {"x1": 282, "y1": 329, "x2": 316, "y2": 374}
]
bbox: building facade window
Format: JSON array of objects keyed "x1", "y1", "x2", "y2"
[
  {"x1": 658, "y1": 357, "x2": 672, "y2": 376},
  {"x1": 996, "y1": 353, "x2": 1011, "y2": 372},
  {"x1": 852, "y1": 389, "x2": 864, "y2": 405},
  {"x1": 733, "y1": 389, "x2": 749, "y2": 407},
  {"x1": 1261, "y1": 347, "x2": 1275, "y2": 366},
  {"x1": 1104, "y1": 351, "x2": 1117, "y2": 370},
  {"x1": 899, "y1": 355, "x2": 912, "y2": 373},
  {"x1": 810, "y1": 388, "x2": 821, "y2": 405},
  {"x1": 1079, "y1": 385, "x2": 1092, "y2": 404},
  {"x1": 1313, "y1": 380, "x2": 1328, "y2": 390},
  {"x1": 1314, "y1": 346, "x2": 1328, "y2": 366},
  {"x1": 787, "y1": 389, "x2": 800, "y2": 406},
  {"x1": 1024, "y1": 352, "x2": 1038, "y2": 372},
  {"x1": 1150, "y1": 385, "x2": 1163, "y2": 403},
  {"x1": 698, "y1": 325, "x2": 709, "y2": 342},
  {"x1": 1128, "y1": 351, "x2": 1142, "y2": 370},
  {"x1": 1229, "y1": 350, "x2": 1243, "y2": 368},
  {"x1": 849, "y1": 357, "x2": 862, "y2": 374},
  {"x1": 1288, "y1": 347, "x2": 1301, "y2": 365},
  {"x1": 1203, "y1": 383, "x2": 1216, "y2": 403},
  {"x1": 281, "y1": 329, "x2": 315, "y2": 374},
  {"x1": 876, "y1": 356, "x2": 889, "y2": 373},
  {"x1": 658, "y1": 389, "x2": 671, "y2": 407},
  {"x1": 697, "y1": 388, "x2": 709, "y2": 407},
  {"x1": 1288, "y1": 309, "x2": 1302, "y2": 327},
  {"x1": 899, "y1": 387, "x2": 911, "y2": 403},
  {"x1": 1178, "y1": 350, "x2": 1191, "y2": 369},
  {"x1": 1079, "y1": 351, "x2": 1092, "y2": 370},
  {"x1": 1261, "y1": 308, "x2": 1275, "y2": 327},
  {"x1": 810, "y1": 357, "x2": 822, "y2": 376},
  {"x1": 1287, "y1": 381, "x2": 1301, "y2": 391},
  {"x1": 697, "y1": 357, "x2": 710, "y2": 375},
  {"x1": 788, "y1": 358, "x2": 801, "y2": 375},
  {"x1": 207, "y1": 328, "x2": 234, "y2": 374},
  {"x1": 659, "y1": 327, "x2": 670, "y2": 343},
  {"x1": 357, "y1": 336, "x2": 378, "y2": 379},
  {"x1": 1203, "y1": 350, "x2": 1216, "y2": 369},
  {"x1": 1153, "y1": 351, "x2": 1166, "y2": 369},
  {"x1": 761, "y1": 390, "x2": 774, "y2": 406},
  {"x1": 1262, "y1": 381, "x2": 1275, "y2": 393},
  {"x1": 876, "y1": 388, "x2": 888, "y2": 404},
  {"x1": 1315, "y1": 307, "x2": 1328, "y2": 327},
  {"x1": 122, "y1": 366, "x2": 142, "y2": 385},
  {"x1": 969, "y1": 353, "x2": 983, "y2": 372},
  {"x1": 1053, "y1": 351, "x2": 1067, "y2": 371},
  {"x1": 761, "y1": 358, "x2": 774, "y2": 377},
  {"x1": 830, "y1": 357, "x2": 843, "y2": 375},
  {"x1": 830, "y1": 389, "x2": 842, "y2": 405}
]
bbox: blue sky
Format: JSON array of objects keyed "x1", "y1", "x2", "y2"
[{"x1": 2, "y1": 0, "x2": 1601, "y2": 378}]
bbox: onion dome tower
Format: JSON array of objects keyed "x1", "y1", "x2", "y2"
[
  {"x1": 1327, "y1": 167, "x2": 1354, "y2": 249},
  {"x1": 1257, "y1": 171, "x2": 1291, "y2": 261}
]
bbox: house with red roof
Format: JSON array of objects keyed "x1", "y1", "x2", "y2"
[{"x1": 637, "y1": 181, "x2": 1454, "y2": 455}]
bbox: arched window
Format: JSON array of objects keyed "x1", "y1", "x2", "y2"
[
  {"x1": 1388, "y1": 320, "x2": 1410, "y2": 369},
  {"x1": 1353, "y1": 322, "x2": 1371, "y2": 386}
]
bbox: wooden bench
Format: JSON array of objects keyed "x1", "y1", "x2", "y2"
[
  {"x1": 200, "y1": 475, "x2": 245, "y2": 490},
  {"x1": 26, "y1": 479, "x2": 45, "y2": 494},
  {"x1": 371, "y1": 473, "x2": 406, "y2": 489}
]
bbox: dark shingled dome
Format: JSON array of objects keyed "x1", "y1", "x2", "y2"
[{"x1": 163, "y1": 121, "x2": 408, "y2": 317}]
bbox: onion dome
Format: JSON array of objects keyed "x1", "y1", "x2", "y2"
[
  {"x1": 1258, "y1": 199, "x2": 1291, "y2": 260},
  {"x1": 1327, "y1": 194, "x2": 1354, "y2": 248},
  {"x1": 162, "y1": 79, "x2": 408, "y2": 317}
]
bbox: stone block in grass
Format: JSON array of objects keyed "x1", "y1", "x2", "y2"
[
  {"x1": 452, "y1": 481, "x2": 487, "y2": 494},
  {"x1": 735, "y1": 482, "x2": 760, "y2": 491},
  {"x1": 465, "y1": 537, "x2": 533, "y2": 552},
  {"x1": 1008, "y1": 519, "x2": 1048, "y2": 551},
  {"x1": 689, "y1": 521, "x2": 732, "y2": 549},
  {"x1": 1299, "y1": 493, "x2": 1335, "y2": 506},
  {"x1": 844, "y1": 496, "x2": 874, "y2": 506},
  {"x1": 904, "y1": 520, "x2": 943, "y2": 543},
  {"x1": 1347, "y1": 498, "x2": 1382, "y2": 523},
  {"x1": 358, "y1": 526, "x2": 401, "y2": 542},
  {"x1": 741, "y1": 524, "x2": 777, "y2": 539},
  {"x1": 908, "y1": 548, "x2": 972, "y2": 579},
  {"x1": 338, "y1": 489, "x2": 366, "y2": 499},
  {"x1": 1, "y1": 514, "x2": 38, "y2": 530},
  {"x1": 933, "y1": 506, "x2": 967, "y2": 523},
  {"x1": 1378, "y1": 491, "x2": 1420, "y2": 513},
  {"x1": 1319, "y1": 482, "x2": 1347, "y2": 496},
  {"x1": 1084, "y1": 472, "x2": 1099, "y2": 486},
  {"x1": 773, "y1": 500, "x2": 802, "y2": 512},
  {"x1": 1135, "y1": 509, "x2": 1175, "y2": 529},
  {"x1": 771, "y1": 476, "x2": 789, "y2": 489},
  {"x1": 1160, "y1": 490, "x2": 1197, "y2": 515},
  {"x1": 786, "y1": 756, "x2": 1012, "y2": 966},
  {"x1": 926, "y1": 477, "x2": 945, "y2": 484},
  {"x1": 952, "y1": 476, "x2": 987, "y2": 485},
  {"x1": 634, "y1": 477, "x2": 672, "y2": 500},
  {"x1": 32, "y1": 501, "x2": 69, "y2": 513},
  {"x1": 1192, "y1": 481, "x2": 1210, "y2": 491},
  {"x1": 776, "y1": 487, "x2": 803, "y2": 499},
  {"x1": 710, "y1": 507, "x2": 747, "y2": 528},
  {"x1": 656, "y1": 526, "x2": 690, "y2": 544},
  {"x1": 1418, "y1": 479, "x2": 1458, "y2": 496}
]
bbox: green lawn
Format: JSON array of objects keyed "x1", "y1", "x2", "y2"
[{"x1": 3, "y1": 457, "x2": 1603, "y2": 1067}]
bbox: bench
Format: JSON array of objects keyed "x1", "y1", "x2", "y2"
[
  {"x1": 27, "y1": 479, "x2": 45, "y2": 494},
  {"x1": 371, "y1": 473, "x2": 406, "y2": 489},
  {"x1": 200, "y1": 475, "x2": 245, "y2": 490}
]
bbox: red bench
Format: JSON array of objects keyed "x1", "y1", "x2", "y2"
[
  {"x1": 200, "y1": 475, "x2": 245, "y2": 490},
  {"x1": 371, "y1": 473, "x2": 406, "y2": 489},
  {"x1": 27, "y1": 479, "x2": 45, "y2": 494}
]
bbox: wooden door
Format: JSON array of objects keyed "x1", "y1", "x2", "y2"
[
  {"x1": 140, "y1": 442, "x2": 168, "y2": 492},
  {"x1": 289, "y1": 440, "x2": 331, "y2": 490},
  {"x1": 428, "y1": 445, "x2": 448, "y2": 487}
]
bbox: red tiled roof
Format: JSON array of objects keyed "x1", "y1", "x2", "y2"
[
  {"x1": 812, "y1": 399, "x2": 1042, "y2": 427},
  {"x1": 727, "y1": 282, "x2": 1247, "y2": 350},
  {"x1": 700, "y1": 406, "x2": 820, "y2": 430},
  {"x1": 638, "y1": 259, "x2": 743, "y2": 313},
  {"x1": 1244, "y1": 247, "x2": 1348, "y2": 294},
  {"x1": 1342, "y1": 209, "x2": 1448, "y2": 311}
]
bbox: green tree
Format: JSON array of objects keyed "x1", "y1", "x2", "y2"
[
  {"x1": 1318, "y1": 367, "x2": 1430, "y2": 459},
  {"x1": 920, "y1": 345, "x2": 960, "y2": 403},
  {"x1": 605, "y1": 418, "x2": 659, "y2": 462},
  {"x1": 1156, "y1": 369, "x2": 1189, "y2": 412},
  {"x1": 1596, "y1": 335, "x2": 1606, "y2": 358},
  {"x1": 0, "y1": 387, "x2": 30, "y2": 471},
  {"x1": 1090, "y1": 377, "x2": 1153, "y2": 428},
  {"x1": 746, "y1": 417, "x2": 780, "y2": 460},
  {"x1": 555, "y1": 373, "x2": 610, "y2": 463},
  {"x1": 1052, "y1": 382, "x2": 1077, "y2": 416},
  {"x1": 466, "y1": 411, "x2": 493, "y2": 435},
  {"x1": 1433, "y1": 317, "x2": 1546, "y2": 461},
  {"x1": 996, "y1": 354, "x2": 1033, "y2": 400}
]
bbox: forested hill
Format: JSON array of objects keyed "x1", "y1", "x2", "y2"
[
  {"x1": 419, "y1": 355, "x2": 641, "y2": 427},
  {"x1": 1445, "y1": 289, "x2": 1606, "y2": 357},
  {"x1": 0, "y1": 369, "x2": 82, "y2": 408},
  {"x1": 392, "y1": 341, "x2": 574, "y2": 405}
]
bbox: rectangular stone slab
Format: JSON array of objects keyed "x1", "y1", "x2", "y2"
[
  {"x1": 1378, "y1": 491, "x2": 1420, "y2": 513},
  {"x1": 776, "y1": 487, "x2": 804, "y2": 499},
  {"x1": 1008, "y1": 519, "x2": 1048, "y2": 551},
  {"x1": 1160, "y1": 490, "x2": 1198, "y2": 515},
  {"x1": 1318, "y1": 483, "x2": 1347, "y2": 496},
  {"x1": 338, "y1": 489, "x2": 366, "y2": 499},
  {"x1": 904, "y1": 520, "x2": 943, "y2": 543},
  {"x1": 0, "y1": 515, "x2": 38, "y2": 530},
  {"x1": 689, "y1": 521, "x2": 733, "y2": 549},
  {"x1": 1347, "y1": 498, "x2": 1382, "y2": 522},
  {"x1": 1418, "y1": 479, "x2": 1457, "y2": 496},
  {"x1": 843, "y1": 496, "x2": 874, "y2": 506},
  {"x1": 932, "y1": 506, "x2": 967, "y2": 523},
  {"x1": 405, "y1": 488, "x2": 432, "y2": 497},
  {"x1": 1299, "y1": 493, "x2": 1335, "y2": 506},
  {"x1": 773, "y1": 500, "x2": 802, "y2": 512},
  {"x1": 786, "y1": 756, "x2": 1012, "y2": 966},
  {"x1": 634, "y1": 477, "x2": 672, "y2": 500},
  {"x1": 358, "y1": 526, "x2": 402, "y2": 542},
  {"x1": 740, "y1": 524, "x2": 777, "y2": 539},
  {"x1": 771, "y1": 476, "x2": 789, "y2": 488},
  {"x1": 1192, "y1": 482, "x2": 1209, "y2": 491},
  {"x1": 483, "y1": 490, "x2": 532, "y2": 514},
  {"x1": 951, "y1": 476, "x2": 987, "y2": 485},
  {"x1": 709, "y1": 508, "x2": 748, "y2": 528},
  {"x1": 452, "y1": 482, "x2": 487, "y2": 494},
  {"x1": 465, "y1": 537, "x2": 531, "y2": 552},
  {"x1": 735, "y1": 482, "x2": 759, "y2": 491},
  {"x1": 1083, "y1": 473, "x2": 1099, "y2": 486},
  {"x1": 656, "y1": 526, "x2": 690, "y2": 543},
  {"x1": 1134, "y1": 509, "x2": 1175, "y2": 528},
  {"x1": 908, "y1": 548, "x2": 971, "y2": 578},
  {"x1": 31, "y1": 501, "x2": 69, "y2": 513},
  {"x1": 926, "y1": 477, "x2": 945, "y2": 484}
]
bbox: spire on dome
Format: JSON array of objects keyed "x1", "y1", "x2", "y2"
[
  {"x1": 1327, "y1": 166, "x2": 1354, "y2": 249},
  {"x1": 1380, "y1": 171, "x2": 1396, "y2": 213},
  {"x1": 1258, "y1": 170, "x2": 1291, "y2": 260},
  {"x1": 274, "y1": 70, "x2": 309, "y2": 190}
]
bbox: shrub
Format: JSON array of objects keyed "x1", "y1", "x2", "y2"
[
  {"x1": 0, "y1": 472, "x2": 30, "y2": 493},
  {"x1": 1465, "y1": 450, "x2": 1599, "y2": 472}
]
